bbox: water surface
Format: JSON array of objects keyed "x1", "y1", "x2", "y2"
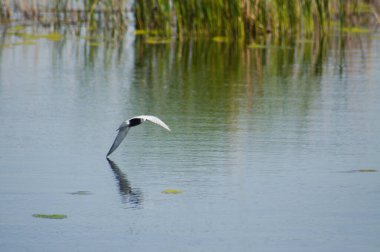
[{"x1": 0, "y1": 30, "x2": 380, "y2": 251}]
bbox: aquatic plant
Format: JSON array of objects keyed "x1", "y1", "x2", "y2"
[
  {"x1": 68, "y1": 191, "x2": 93, "y2": 195},
  {"x1": 0, "y1": 0, "x2": 376, "y2": 41},
  {"x1": 135, "y1": 0, "x2": 377, "y2": 40},
  {"x1": 357, "y1": 169, "x2": 378, "y2": 172},
  {"x1": 32, "y1": 214, "x2": 67, "y2": 219},
  {"x1": 162, "y1": 189, "x2": 183, "y2": 194}
]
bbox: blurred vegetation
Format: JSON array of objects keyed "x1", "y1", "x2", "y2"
[
  {"x1": 130, "y1": 35, "x2": 341, "y2": 118},
  {"x1": 0, "y1": 0, "x2": 378, "y2": 41},
  {"x1": 0, "y1": 11, "x2": 372, "y2": 130}
]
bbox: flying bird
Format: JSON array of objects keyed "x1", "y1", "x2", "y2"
[{"x1": 107, "y1": 115, "x2": 170, "y2": 156}]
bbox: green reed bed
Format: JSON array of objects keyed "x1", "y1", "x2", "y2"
[
  {"x1": 136, "y1": 0, "x2": 377, "y2": 40},
  {"x1": 0, "y1": 0, "x2": 377, "y2": 41}
]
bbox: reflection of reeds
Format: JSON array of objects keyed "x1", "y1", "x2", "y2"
[
  {"x1": 132, "y1": 35, "x2": 332, "y2": 113},
  {"x1": 0, "y1": 1, "x2": 376, "y2": 40}
]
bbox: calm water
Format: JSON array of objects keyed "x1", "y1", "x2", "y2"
[{"x1": 0, "y1": 29, "x2": 380, "y2": 251}]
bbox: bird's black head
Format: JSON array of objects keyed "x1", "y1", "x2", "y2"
[{"x1": 128, "y1": 118, "x2": 143, "y2": 127}]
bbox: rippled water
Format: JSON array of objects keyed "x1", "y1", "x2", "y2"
[{"x1": 0, "y1": 30, "x2": 380, "y2": 251}]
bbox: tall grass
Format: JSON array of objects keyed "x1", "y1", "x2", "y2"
[
  {"x1": 135, "y1": 0, "x2": 375, "y2": 40},
  {"x1": 0, "y1": 0, "x2": 376, "y2": 40}
]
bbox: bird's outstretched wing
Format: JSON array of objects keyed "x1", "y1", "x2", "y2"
[
  {"x1": 134, "y1": 115, "x2": 171, "y2": 131},
  {"x1": 107, "y1": 126, "x2": 130, "y2": 156},
  {"x1": 107, "y1": 115, "x2": 170, "y2": 156}
]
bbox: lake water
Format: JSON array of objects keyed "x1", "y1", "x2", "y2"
[{"x1": 0, "y1": 28, "x2": 380, "y2": 251}]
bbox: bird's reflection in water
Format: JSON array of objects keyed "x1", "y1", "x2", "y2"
[{"x1": 106, "y1": 158, "x2": 143, "y2": 207}]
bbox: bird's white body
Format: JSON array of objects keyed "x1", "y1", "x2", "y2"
[{"x1": 107, "y1": 115, "x2": 170, "y2": 156}]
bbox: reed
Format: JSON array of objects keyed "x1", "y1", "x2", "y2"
[
  {"x1": 0, "y1": 0, "x2": 375, "y2": 40},
  {"x1": 135, "y1": 0, "x2": 375, "y2": 40}
]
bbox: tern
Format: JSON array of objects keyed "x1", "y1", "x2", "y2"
[{"x1": 107, "y1": 115, "x2": 170, "y2": 156}]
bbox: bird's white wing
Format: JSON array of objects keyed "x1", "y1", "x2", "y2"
[
  {"x1": 107, "y1": 126, "x2": 130, "y2": 156},
  {"x1": 134, "y1": 115, "x2": 171, "y2": 131}
]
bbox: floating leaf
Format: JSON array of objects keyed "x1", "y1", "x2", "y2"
[
  {"x1": 342, "y1": 27, "x2": 371, "y2": 33},
  {"x1": 357, "y1": 169, "x2": 377, "y2": 172},
  {"x1": 33, "y1": 214, "x2": 67, "y2": 219},
  {"x1": 68, "y1": 191, "x2": 92, "y2": 195},
  {"x1": 135, "y1": 30, "x2": 147, "y2": 35},
  {"x1": 12, "y1": 32, "x2": 63, "y2": 41},
  {"x1": 342, "y1": 169, "x2": 377, "y2": 173},
  {"x1": 145, "y1": 38, "x2": 171, "y2": 44},
  {"x1": 212, "y1": 36, "x2": 230, "y2": 43},
  {"x1": 162, "y1": 189, "x2": 183, "y2": 194},
  {"x1": 39, "y1": 32, "x2": 63, "y2": 41}
]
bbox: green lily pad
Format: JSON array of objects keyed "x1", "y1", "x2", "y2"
[
  {"x1": 33, "y1": 214, "x2": 67, "y2": 219},
  {"x1": 162, "y1": 189, "x2": 183, "y2": 194}
]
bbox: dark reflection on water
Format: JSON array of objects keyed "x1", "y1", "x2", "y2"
[{"x1": 106, "y1": 158, "x2": 143, "y2": 207}]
